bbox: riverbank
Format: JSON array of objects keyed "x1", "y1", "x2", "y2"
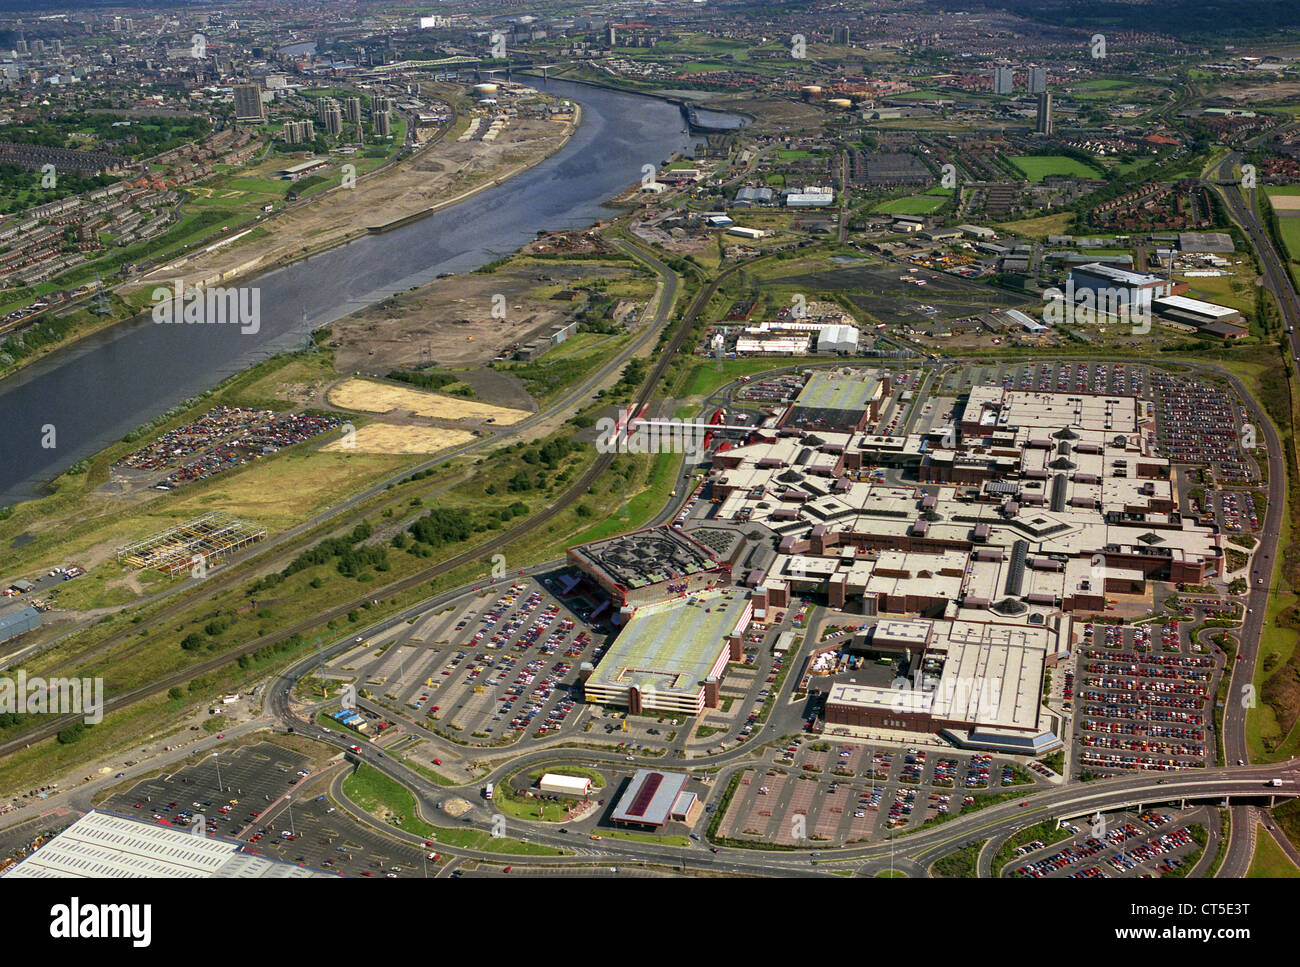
[
  {"x1": 0, "y1": 80, "x2": 699, "y2": 505},
  {"x1": 126, "y1": 104, "x2": 583, "y2": 299},
  {"x1": 0, "y1": 104, "x2": 582, "y2": 390}
]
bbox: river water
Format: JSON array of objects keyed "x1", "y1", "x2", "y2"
[{"x1": 0, "y1": 79, "x2": 706, "y2": 505}]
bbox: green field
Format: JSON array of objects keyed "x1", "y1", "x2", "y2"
[
  {"x1": 1072, "y1": 79, "x2": 1130, "y2": 90},
  {"x1": 343, "y1": 764, "x2": 565, "y2": 855},
  {"x1": 1266, "y1": 190, "x2": 1300, "y2": 290},
  {"x1": 1009, "y1": 155, "x2": 1103, "y2": 183},
  {"x1": 1273, "y1": 213, "x2": 1300, "y2": 263},
  {"x1": 1247, "y1": 828, "x2": 1300, "y2": 877},
  {"x1": 873, "y1": 189, "x2": 951, "y2": 215}
]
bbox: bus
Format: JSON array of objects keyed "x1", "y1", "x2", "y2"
[{"x1": 483, "y1": 783, "x2": 494, "y2": 801}]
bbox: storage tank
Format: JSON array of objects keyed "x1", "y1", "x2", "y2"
[
  {"x1": 827, "y1": 98, "x2": 854, "y2": 109},
  {"x1": 801, "y1": 85, "x2": 823, "y2": 100},
  {"x1": 473, "y1": 82, "x2": 499, "y2": 95}
]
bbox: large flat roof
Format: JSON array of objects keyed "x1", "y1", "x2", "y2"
[
  {"x1": 3, "y1": 810, "x2": 330, "y2": 878},
  {"x1": 794, "y1": 371, "x2": 883, "y2": 413},
  {"x1": 1153, "y1": 294, "x2": 1240, "y2": 319},
  {"x1": 585, "y1": 589, "x2": 750, "y2": 698},
  {"x1": 827, "y1": 618, "x2": 1054, "y2": 732},
  {"x1": 1071, "y1": 262, "x2": 1166, "y2": 287}
]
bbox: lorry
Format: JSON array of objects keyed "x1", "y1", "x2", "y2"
[{"x1": 1268, "y1": 778, "x2": 1283, "y2": 787}]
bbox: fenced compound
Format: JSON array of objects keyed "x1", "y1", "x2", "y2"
[{"x1": 115, "y1": 512, "x2": 267, "y2": 575}]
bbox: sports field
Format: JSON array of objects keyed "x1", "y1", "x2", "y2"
[
  {"x1": 873, "y1": 191, "x2": 951, "y2": 215},
  {"x1": 1008, "y1": 155, "x2": 1103, "y2": 183}
]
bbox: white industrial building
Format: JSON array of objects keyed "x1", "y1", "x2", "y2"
[
  {"x1": 1068, "y1": 262, "x2": 1173, "y2": 309},
  {"x1": 818, "y1": 324, "x2": 860, "y2": 353},
  {"x1": 538, "y1": 773, "x2": 593, "y2": 797},
  {"x1": 4, "y1": 810, "x2": 331, "y2": 878},
  {"x1": 1005, "y1": 308, "x2": 1047, "y2": 333},
  {"x1": 785, "y1": 188, "x2": 834, "y2": 207},
  {"x1": 1151, "y1": 294, "x2": 1244, "y2": 325},
  {"x1": 736, "y1": 335, "x2": 811, "y2": 355},
  {"x1": 739, "y1": 319, "x2": 859, "y2": 354}
]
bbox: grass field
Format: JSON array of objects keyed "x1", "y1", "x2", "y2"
[
  {"x1": 873, "y1": 193, "x2": 949, "y2": 215},
  {"x1": 1247, "y1": 827, "x2": 1300, "y2": 877},
  {"x1": 166, "y1": 448, "x2": 413, "y2": 530},
  {"x1": 1176, "y1": 266, "x2": 1259, "y2": 315},
  {"x1": 1275, "y1": 798, "x2": 1300, "y2": 850},
  {"x1": 341, "y1": 763, "x2": 564, "y2": 855},
  {"x1": 1265, "y1": 191, "x2": 1300, "y2": 290},
  {"x1": 995, "y1": 212, "x2": 1072, "y2": 239},
  {"x1": 676, "y1": 357, "x2": 798, "y2": 398},
  {"x1": 1009, "y1": 155, "x2": 1103, "y2": 183},
  {"x1": 568, "y1": 451, "x2": 679, "y2": 544},
  {"x1": 1273, "y1": 215, "x2": 1300, "y2": 267}
]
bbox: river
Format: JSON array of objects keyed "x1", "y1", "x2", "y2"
[{"x1": 0, "y1": 79, "x2": 711, "y2": 507}]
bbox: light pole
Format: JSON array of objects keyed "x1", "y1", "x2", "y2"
[{"x1": 211, "y1": 752, "x2": 223, "y2": 793}]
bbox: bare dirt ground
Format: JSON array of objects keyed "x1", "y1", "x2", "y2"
[
  {"x1": 320, "y1": 423, "x2": 476, "y2": 455},
  {"x1": 327, "y1": 378, "x2": 529, "y2": 425},
  {"x1": 128, "y1": 114, "x2": 576, "y2": 294},
  {"x1": 723, "y1": 95, "x2": 826, "y2": 134},
  {"x1": 324, "y1": 258, "x2": 636, "y2": 376},
  {"x1": 1211, "y1": 81, "x2": 1300, "y2": 104},
  {"x1": 328, "y1": 271, "x2": 567, "y2": 374}
]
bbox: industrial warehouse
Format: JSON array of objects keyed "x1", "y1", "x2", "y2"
[{"x1": 4, "y1": 810, "x2": 329, "y2": 878}]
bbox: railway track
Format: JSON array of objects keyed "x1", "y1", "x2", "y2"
[{"x1": 0, "y1": 248, "x2": 730, "y2": 758}]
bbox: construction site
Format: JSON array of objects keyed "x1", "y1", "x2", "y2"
[{"x1": 115, "y1": 512, "x2": 268, "y2": 576}]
